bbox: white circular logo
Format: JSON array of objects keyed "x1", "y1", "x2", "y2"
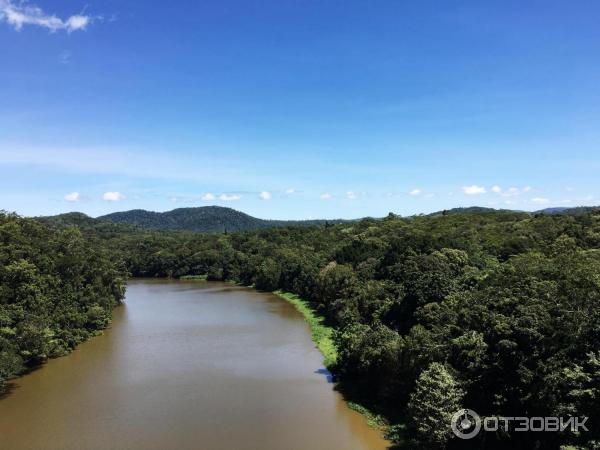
[{"x1": 451, "y1": 409, "x2": 482, "y2": 440}]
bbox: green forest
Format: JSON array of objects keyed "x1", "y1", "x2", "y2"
[
  {"x1": 97, "y1": 205, "x2": 348, "y2": 232},
  {"x1": 0, "y1": 213, "x2": 127, "y2": 391},
  {"x1": 2, "y1": 209, "x2": 600, "y2": 449}
]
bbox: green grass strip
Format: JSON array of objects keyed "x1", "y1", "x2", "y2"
[
  {"x1": 179, "y1": 274, "x2": 208, "y2": 281},
  {"x1": 346, "y1": 402, "x2": 389, "y2": 430},
  {"x1": 273, "y1": 291, "x2": 337, "y2": 367}
]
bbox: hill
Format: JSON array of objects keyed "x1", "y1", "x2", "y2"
[
  {"x1": 97, "y1": 206, "x2": 346, "y2": 232},
  {"x1": 37, "y1": 205, "x2": 600, "y2": 234},
  {"x1": 428, "y1": 206, "x2": 523, "y2": 216},
  {"x1": 536, "y1": 206, "x2": 600, "y2": 215}
]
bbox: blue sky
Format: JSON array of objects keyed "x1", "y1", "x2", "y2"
[{"x1": 1, "y1": 0, "x2": 599, "y2": 219}]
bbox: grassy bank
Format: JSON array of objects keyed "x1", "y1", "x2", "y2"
[
  {"x1": 346, "y1": 402, "x2": 388, "y2": 429},
  {"x1": 272, "y1": 290, "x2": 401, "y2": 442},
  {"x1": 179, "y1": 274, "x2": 208, "y2": 281},
  {"x1": 273, "y1": 291, "x2": 337, "y2": 368}
]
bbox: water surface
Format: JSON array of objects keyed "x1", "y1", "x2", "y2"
[{"x1": 0, "y1": 280, "x2": 388, "y2": 450}]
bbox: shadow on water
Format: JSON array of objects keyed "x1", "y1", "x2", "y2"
[
  {"x1": 0, "y1": 382, "x2": 17, "y2": 400},
  {"x1": 0, "y1": 363, "x2": 46, "y2": 400},
  {"x1": 315, "y1": 367, "x2": 334, "y2": 383}
]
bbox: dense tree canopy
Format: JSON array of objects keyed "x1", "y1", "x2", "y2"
[
  {"x1": 4, "y1": 208, "x2": 600, "y2": 449},
  {"x1": 0, "y1": 213, "x2": 126, "y2": 388},
  {"x1": 80, "y1": 209, "x2": 599, "y2": 449}
]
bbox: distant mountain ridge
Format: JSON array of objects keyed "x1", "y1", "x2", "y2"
[
  {"x1": 429, "y1": 206, "x2": 600, "y2": 216},
  {"x1": 536, "y1": 206, "x2": 600, "y2": 215},
  {"x1": 37, "y1": 205, "x2": 600, "y2": 233},
  {"x1": 96, "y1": 206, "x2": 347, "y2": 232}
]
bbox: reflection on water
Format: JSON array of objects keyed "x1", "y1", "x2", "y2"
[{"x1": 0, "y1": 280, "x2": 389, "y2": 450}]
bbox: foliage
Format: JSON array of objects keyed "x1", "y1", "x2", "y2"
[
  {"x1": 62, "y1": 206, "x2": 349, "y2": 233},
  {"x1": 11, "y1": 207, "x2": 600, "y2": 448},
  {"x1": 0, "y1": 213, "x2": 126, "y2": 388},
  {"x1": 179, "y1": 274, "x2": 208, "y2": 281},
  {"x1": 407, "y1": 362, "x2": 464, "y2": 449},
  {"x1": 80, "y1": 208, "x2": 600, "y2": 449}
]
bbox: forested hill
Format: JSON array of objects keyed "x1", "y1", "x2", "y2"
[
  {"x1": 40, "y1": 205, "x2": 599, "y2": 233},
  {"x1": 97, "y1": 206, "x2": 348, "y2": 232}
]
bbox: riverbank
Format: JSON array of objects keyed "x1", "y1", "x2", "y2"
[
  {"x1": 1, "y1": 280, "x2": 389, "y2": 449},
  {"x1": 182, "y1": 278, "x2": 395, "y2": 444},
  {"x1": 273, "y1": 291, "x2": 337, "y2": 368},
  {"x1": 271, "y1": 290, "x2": 396, "y2": 442}
]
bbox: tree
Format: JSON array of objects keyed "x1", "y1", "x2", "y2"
[
  {"x1": 408, "y1": 362, "x2": 464, "y2": 449},
  {"x1": 254, "y1": 258, "x2": 281, "y2": 291}
]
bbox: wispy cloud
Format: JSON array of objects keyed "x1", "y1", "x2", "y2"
[
  {"x1": 320, "y1": 192, "x2": 332, "y2": 200},
  {"x1": 0, "y1": 146, "x2": 263, "y2": 186},
  {"x1": 409, "y1": 188, "x2": 422, "y2": 196},
  {"x1": 259, "y1": 191, "x2": 272, "y2": 200},
  {"x1": 531, "y1": 197, "x2": 550, "y2": 205},
  {"x1": 503, "y1": 187, "x2": 521, "y2": 197},
  {"x1": 102, "y1": 191, "x2": 125, "y2": 201},
  {"x1": 0, "y1": 1, "x2": 92, "y2": 32},
  {"x1": 490, "y1": 185, "x2": 533, "y2": 198},
  {"x1": 463, "y1": 185, "x2": 486, "y2": 195},
  {"x1": 58, "y1": 50, "x2": 72, "y2": 64},
  {"x1": 64, "y1": 191, "x2": 80, "y2": 202},
  {"x1": 201, "y1": 192, "x2": 215, "y2": 201},
  {"x1": 219, "y1": 193, "x2": 240, "y2": 201},
  {"x1": 346, "y1": 191, "x2": 358, "y2": 200}
]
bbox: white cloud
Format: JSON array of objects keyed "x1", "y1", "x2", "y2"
[
  {"x1": 219, "y1": 193, "x2": 240, "y2": 201},
  {"x1": 64, "y1": 192, "x2": 80, "y2": 202},
  {"x1": 531, "y1": 197, "x2": 550, "y2": 205},
  {"x1": 320, "y1": 193, "x2": 332, "y2": 200},
  {"x1": 346, "y1": 191, "x2": 358, "y2": 200},
  {"x1": 503, "y1": 187, "x2": 520, "y2": 197},
  {"x1": 65, "y1": 14, "x2": 89, "y2": 32},
  {"x1": 201, "y1": 192, "x2": 215, "y2": 201},
  {"x1": 0, "y1": 1, "x2": 92, "y2": 33},
  {"x1": 259, "y1": 191, "x2": 272, "y2": 200},
  {"x1": 491, "y1": 186, "x2": 531, "y2": 197},
  {"x1": 463, "y1": 185, "x2": 486, "y2": 195},
  {"x1": 285, "y1": 188, "x2": 296, "y2": 195},
  {"x1": 102, "y1": 191, "x2": 125, "y2": 202},
  {"x1": 409, "y1": 188, "x2": 422, "y2": 196}
]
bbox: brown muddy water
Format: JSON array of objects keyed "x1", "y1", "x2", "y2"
[{"x1": 0, "y1": 279, "x2": 389, "y2": 450}]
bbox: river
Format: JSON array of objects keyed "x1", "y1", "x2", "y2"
[{"x1": 0, "y1": 279, "x2": 389, "y2": 450}]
